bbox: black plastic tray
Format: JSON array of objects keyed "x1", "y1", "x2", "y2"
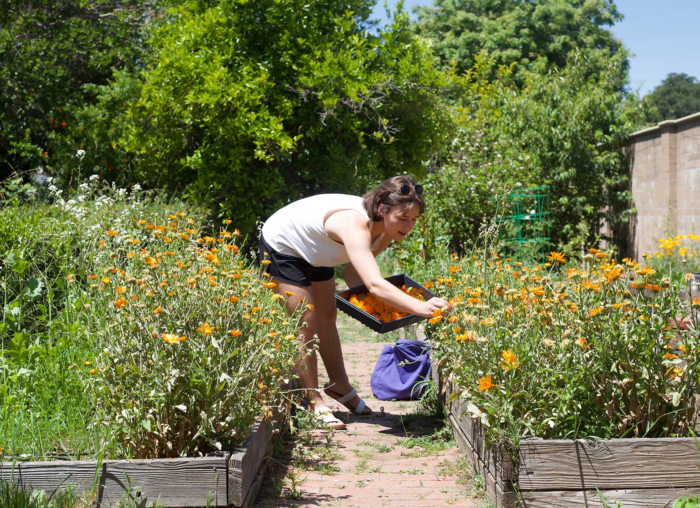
[{"x1": 335, "y1": 273, "x2": 436, "y2": 334}]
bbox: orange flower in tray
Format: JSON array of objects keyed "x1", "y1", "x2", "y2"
[{"x1": 335, "y1": 274, "x2": 435, "y2": 334}]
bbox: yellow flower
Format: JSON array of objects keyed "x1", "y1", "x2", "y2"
[
  {"x1": 477, "y1": 376, "x2": 494, "y2": 391},
  {"x1": 261, "y1": 259, "x2": 272, "y2": 266},
  {"x1": 84, "y1": 361, "x2": 92, "y2": 366},
  {"x1": 198, "y1": 323, "x2": 213, "y2": 336},
  {"x1": 101, "y1": 276, "x2": 111, "y2": 285},
  {"x1": 90, "y1": 369, "x2": 98, "y2": 374},
  {"x1": 589, "y1": 307, "x2": 603, "y2": 317},
  {"x1": 285, "y1": 334, "x2": 296, "y2": 340},
  {"x1": 500, "y1": 350, "x2": 519, "y2": 371},
  {"x1": 547, "y1": 252, "x2": 566, "y2": 264},
  {"x1": 114, "y1": 297, "x2": 128, "y2": 309},
  {"x1": 162, "y1": 333, "x2": 185, "y2": 345}
]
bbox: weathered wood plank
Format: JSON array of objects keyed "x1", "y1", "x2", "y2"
[
  {"x1": 1, "y1": 456, "x2": 227, "y2": 507},
  {"x1": 229, "y1": 418, "x2": 272, "y2": 507},
  {"x1": 451, "y1": 392, "x2": 515, "y2": 485},
  {"x1": 520, "y1": 487, "x2": 700, "y2": 508},
  {"x1": 519, "y1": 438, "x2": 700, "y2": 491},
  {"x1": 448, "y1": 414, "x2": 516, "y2": 508}
]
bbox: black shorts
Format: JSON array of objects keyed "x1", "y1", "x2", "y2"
[{"x1": 259, "y1": 235, "x2": 334, "y2": 287}]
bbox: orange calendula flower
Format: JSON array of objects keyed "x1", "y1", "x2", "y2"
[
  {"x1": 577, "y1": 337, "x2": 589, "y2": 349},
  {"x1": 101, "y1": 276, "x2": 111, "y2": 285},
  {"x1": 285, "y1": 334, "x2": 296, "y2": 340},
  {"x1": 114, "y1": 297, "x2": 128, "y2": 309},
  {"x1": 262, "y1": 282, "x2": 276, "y2": 289},
  {"x1": 228, "y1": 330, "x2": 243, "y2": 337},
  {"x1": 162, "y1": 333, "x2": 185, "y2": 345},
  {"x1": 589, "y1": 307, "x2": 603, "y2": 317},
  {"x1": 154, "y1": 306, "x2": 163, "y2": 314},
  {"x1": 500, "y1": 350, "x2": 519, "y2": 371},
  {"x1": 114, "y1": 286, "x2": 126, "y2": 295},
  {"x1": 637, "y1": 266, "x2": 656, "y2": 276},
  {"x1": 548, "y1": 251, "x2": 566, "y2": 264},
  {"x1": 90, "y1": 368, "x2": 98, "y2": 374},
  {"x1": 305, "y1": 304, "x2": 314, "y2": 312},
  {"x1": 106, "y1": 230, "x2": 119, "y2": 236},
  {"x1": 198, "y1": 323, "x2": 213, "y2": 336},
  {"x1": 145, "y1": 257, "x2": 157, "y2": 267},
  {"x1": 477, "y1": 376, "x2": 494, "y2": 391},
  {"x1": 284, "y1": 291, "x2": 295, "y2": 297},
  {"x1": 261, "y1": 259, "x2": 272, "y2": 266},
  {"x1": 268, "y1": 330, "x2": 277, "y2": 338}
]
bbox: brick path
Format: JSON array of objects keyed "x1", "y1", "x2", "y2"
[{"x1": 254, "y1": 320, "x2": 483, "y2": 508}]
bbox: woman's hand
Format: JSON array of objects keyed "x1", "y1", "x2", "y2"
[{"x1": 417, "y1": 297, "x2": 452, "y2": 318}]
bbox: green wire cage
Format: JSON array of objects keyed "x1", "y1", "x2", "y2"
[{"x1": 492, "y1": 186, "x2": 551, "y2": 264}]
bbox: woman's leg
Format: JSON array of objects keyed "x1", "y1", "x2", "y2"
[
  {"x1": 311, "y1": 278, "x2": 372, "y2": 414},
  {"x1": 269, "y1": 277, "x2": 328, "y2": 411}
]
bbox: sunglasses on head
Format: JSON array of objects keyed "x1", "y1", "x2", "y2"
[{"x1": 400, "y1": 184, "x2": 423, "y2": 196}]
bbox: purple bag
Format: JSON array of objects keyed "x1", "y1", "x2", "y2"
[{"x1": 370, "y1": 339, "x2": 431, "y2": 400}]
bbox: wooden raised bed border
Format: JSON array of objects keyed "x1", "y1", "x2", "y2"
[
  {"x1": 1, "y1": 416, "x2": 276, "y2": 508},
  {"x1": 433, "y1": 367, "x2": 700, "y2": 507}
]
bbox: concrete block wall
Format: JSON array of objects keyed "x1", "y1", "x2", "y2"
[{"x1": 628, "y1": 112, "x2": 700, "y2": 258}]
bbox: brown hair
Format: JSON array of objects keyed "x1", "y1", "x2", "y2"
[{"x1": 362, "y1": 176, "x2": 426, "y2": 222}]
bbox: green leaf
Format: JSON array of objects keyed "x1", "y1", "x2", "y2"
[
  {"x1": 26, "y1": 278, "x2": 43, "y2": 298},
  {"x1": 141, "y1": 419, "x2": 152, "y2": 432}
]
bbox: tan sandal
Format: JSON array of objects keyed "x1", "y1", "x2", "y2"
[
  {"x1": 324, "y1": 385, "x2": 372, "y2": 415},
  {"x1": 315, "y1": 409, "x2": 346, "y2": 430}
]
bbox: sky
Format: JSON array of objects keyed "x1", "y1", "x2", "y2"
[{"x1": 370, "y1": 0, "x2": 700, "y2": 96}]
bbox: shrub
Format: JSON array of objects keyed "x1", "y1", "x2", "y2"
[
  {"x1": 420, "y1": 243, "x2": 699, "y2": 451},
  {"x1": 1, "y1": 167, "x2": 300, "y2": 458}
]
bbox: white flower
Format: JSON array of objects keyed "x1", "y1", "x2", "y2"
[
  {"x1": 46, "y1": 177, "x2": 54, "y2": 184},
  {"x1": 132, "y1": 183, "x2": 142, "y2": 192},
  {"x1": 90, "y1": 174, "x2": 100, "y2": 181},
  {"x1": 76, "y1": 149, "x2": 86, "y2": 158},
  {"x1": 48, "y1": 185, "x2": 58, "y2": 193}
]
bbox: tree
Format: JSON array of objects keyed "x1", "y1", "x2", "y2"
[
  {"x1": 645, "y1": 73, "x2": 700, "y2": 124},
  {"x1": 0, "y1": 0, "x2": 154, "y2": 180},
  {"x1": 423, "y1": 51, "x2": 644, "y2": 256},
  {"x1": 413, "y1": 0, "x2": 628, "y2": 87},
  {"x1": 117, "y1": 0, "x2": 452, "y2": 234}
]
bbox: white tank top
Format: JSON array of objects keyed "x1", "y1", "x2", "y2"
[{"x1": 262, "y1": 194, "x2": 385, "y2": 267}]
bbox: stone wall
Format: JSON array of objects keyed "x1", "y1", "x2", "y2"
[{"x1": 628, "y1": 112, "x2": 700, "y2": 258}]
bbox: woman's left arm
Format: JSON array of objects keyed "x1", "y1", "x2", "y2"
[{"x1": 342, "y1": 234, "x2": 393, "y2": 288}]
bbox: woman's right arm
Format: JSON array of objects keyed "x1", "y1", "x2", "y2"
[{"x1": 337, "y1": 215, "x2": 450, "y2": 318}]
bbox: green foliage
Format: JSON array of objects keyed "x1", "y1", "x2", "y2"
[
  {"x1": 1, "y1": 172, "x2": 298, "y2": 459},
  {"x1": 413, "y1": 0, "x2": 629, "y2": 88},
  {"x1": 423, "y1": 51, "x2": 644, "y2": 256},
  {"x1": 645, "y1": 73, "x2": 700, "y2": 124},
  {"x1": 117, "y1": 0, "x2": 451, "y2": 233},
  {"x1": 421, "y1": 242, "x2": 700, "y2": 450},
  {"x1": 0, "y1": 0, "x2": 154, "y2": 179}
]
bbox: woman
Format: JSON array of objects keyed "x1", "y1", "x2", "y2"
[{"x1": 259, "y1": 176, "x2": 451, "y2": 430}]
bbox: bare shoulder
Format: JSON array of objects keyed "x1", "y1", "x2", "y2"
[{"x1": 324, "y1": 209, "x2": 369, "y2": 243}]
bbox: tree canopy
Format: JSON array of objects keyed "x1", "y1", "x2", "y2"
[
  {"x1": 413, "y1": 0, "x2": 628, "y2": 87},
  {"x1": 645, "y1": 73, "x2": 700, "y2": 124},
  {"x1": 114, "y1": 0, "x2": 452, "y2": 232},
  {"x1": 0, "y1": 0, "x2": 154, "y2": 180}
]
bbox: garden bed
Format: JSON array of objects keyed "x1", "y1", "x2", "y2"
[
  {"x1": 0, "y1": 416, "x2": 276, "y2": 508},
  {"x1": 433, "y1": 368, "x2": 700, "y2": 507}
]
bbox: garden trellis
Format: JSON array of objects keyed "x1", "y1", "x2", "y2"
[{"x1": 493, "y1": 185, "x2": 550, "y2": 263}]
